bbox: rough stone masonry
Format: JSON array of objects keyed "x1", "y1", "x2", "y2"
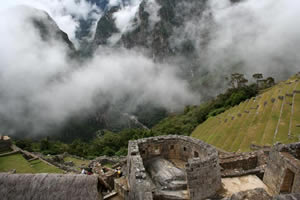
[{"x1": 126, "y1": 135, "x2": 222, "y2": 200}]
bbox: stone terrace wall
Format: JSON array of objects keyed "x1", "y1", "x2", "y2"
[
  {"x1": 127, "y1": 140, "x2": 153, "y2": 200},
  {"x1": 138, "y1": 135, "x2": 214, "y2": 162},
  {"x1": 263, "y1": 143, "x2": 300, "y2": 194},
  {"x1": 219, "y1": 150, "x2": 268, "y2": 178},
  {"x1": 127, "y1": 135, "x2": 221, "y2": 200},
  {"x1": 186, "y1": 154, "x2": 221, "y2": 200},
  {"x1": 0, "y1": 136, "x2": 12, "y2": 152}
]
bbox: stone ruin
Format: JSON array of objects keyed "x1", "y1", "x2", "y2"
[
  {"x1": 263, "y1": 142, "x2": 300, "y2": 194},
  {"x1": 126, "y1": 135, "x2": 221, "y2": 200},
  {"x1": 0, "y1": 136, "x2": 12, "y2": 153},
  {"x1": 118, "y1": 137, "x2": 300, "y2": 200},
  {"x1": 2, "y1": 135, "x2": 300, "y2": 200}
]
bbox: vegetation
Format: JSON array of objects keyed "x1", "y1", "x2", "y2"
[
  {"x1": 0, "y1": 153, "x2": 63, "y2": 173},
  {"x1": 0, "y1": 154, "x2": 35, "y2": 173},
  {"x1": 28, "y1": 159, "x2": 64, "y2": 173},
  {"x1": 152, "y1": 83, "x2": 258, "y2": 136},
  {"x1": 64, "y1": 156, "x2": 89, "y2": 170},
  {"x1": 191, "y1": 75, "x2": 300, "y2": 152},
  {"x1": 13, "y1": 73, "x2": 261, "y2": 157}
]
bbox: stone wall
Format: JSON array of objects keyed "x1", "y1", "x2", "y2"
[
  {"x1": 127, "y1": 135, "x2": 221, "y2": 200},
  {"x1": 114, "y1": 177, "x2": 129, "y2": 199},
  {"x1": 0, "y1": 136, "x2": 12, "y2": 152},
  {"x1": 138, "y1": 136, "x2": 214, "y2": 162},
  {"x1": 263, "y1": 143, "x2": 300, "y2": 194},
  {"x1": 186, "y1": 155, "x2": 221, "y2": 200},
  {"x1": 127, "y1": 140, "x2": 153, "y2": 200},
  {"x1": 219, "y1": 150, "x2": 268, "y2": 178}
]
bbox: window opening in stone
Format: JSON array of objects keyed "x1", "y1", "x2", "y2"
[
  {"x1": 280, "y1": 168, "x2": 295, "y2": 194},
  {"x1": 170, "y1": 145, "x2": 174, "y2": 150},
  {"x1": 194, "y1": 151, "x2": 199, "y2": 158},
  {"x1": 154, "y1": 146, "x2": 160, "y2": 154},
  {"x1": 183, "y1": 147, "x2": 186, "y2": 151}
]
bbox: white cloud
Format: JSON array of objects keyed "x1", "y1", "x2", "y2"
[
  {"x1": 0, "y1": 6, "x2": 198, "y2": 135},
  {"x1": 144, "y1": 0, "x2": 161, "y2": 29},
  {"x1": 206, "y1": 0, "x2": 300, "y2": 78},
  {"x1": 0, "y1": 0, "x2": 101, "y2": 46},
  {"x1": 171, "y1": 0, "x2": 300, "y2": 82},
  {"x1": 110, "y1": 0, "x2": 142, "y2": 33}
]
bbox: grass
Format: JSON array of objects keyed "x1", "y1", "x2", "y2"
[
  {"x1": 29, "y1": 159, "x2": 63, "y2": 173},
  {"x1": 0, "y1": 148, "x2": 13, "y2": 154},
  {"x1": 0, "y1": 153, "x2": 35, "y2": 173},
  {"x1": 260, "y1": 85, "x2": 285, "y2": 146},
  {"x1": 64, "y1": 156, "x2": 89, "y2": 170},
  {"x1": 0, "y1": 153, "x2": 63, "y2": 173},
  {"x1": 191, "y1": 75, "x2": 300, "y2": 152},
  {"x1": 291, "y1": 93, "x2": 300, "y2": 139}
]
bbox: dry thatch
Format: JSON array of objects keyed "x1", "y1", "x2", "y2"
[{"x1": 0, "y1": 173, "x2": 102, "y2": 200}]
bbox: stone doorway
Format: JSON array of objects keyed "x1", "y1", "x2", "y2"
[{"x1": 280, "y1": 168, "x2": 295, "y2": 194}]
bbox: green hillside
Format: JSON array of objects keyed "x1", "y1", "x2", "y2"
[
  {"x1": 0, "y1": 153, "x2": 63, "y2": 173},
  {"x1": 191, "y1": 75, "x2": 300, "y2": 152}
]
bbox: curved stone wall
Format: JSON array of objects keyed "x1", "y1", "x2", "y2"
[{"x1": 127, "y1": 135, "x2": 222, "y2": 200}]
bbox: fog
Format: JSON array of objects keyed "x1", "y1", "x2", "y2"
[
  {"x1": 172, "y1": 0, "x2": 300, "y2": 81},
  {"x1": 0, "y1": 0, "x2": 101, "y2": 46},
  {"x1": 0, "y1": 5, "x2": 198, "y2": 135},
  {"x1": 1, "y1": 0, "x2": 300, "y2": 136}
]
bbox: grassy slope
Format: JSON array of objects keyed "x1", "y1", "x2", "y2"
[
  {"x1": 191, "y1": 75, "x2": 300, "y2": 152},
  {"x1": 0, "y1": 153, "x2": 35, "y2": 173},
  {"x1": 64, "y1": 156, "x2": 89, "y2": 170},
  {"x1": 29, "y1": 159, "x2": 63, "y2": 173},
  {"x1": 0, "y1": 153, "x2": 63, "y2": 173}
]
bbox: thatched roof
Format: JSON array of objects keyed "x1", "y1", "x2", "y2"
[{"x1": 0, "y1": 173, "x2": 103, "y2": 200}]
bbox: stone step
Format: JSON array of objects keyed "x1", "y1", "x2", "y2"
[
  {"x1": 164, "y1": 180, "x2": 187, "y2": 190},
  {"x1": 154, "y1": 190, "x2": 189, "y2": 200},
  {"x1": 103, "y1": 191, "x2": 118, "y2": 199}
]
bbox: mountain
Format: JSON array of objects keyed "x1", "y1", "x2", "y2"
[
  {"x1": 27, "y1": 7, "x2": 75, "y2": 52},
  {"x1": 191, "y1": 74, "x2": 300, "y2": 152},
  {"x1": 90, "y1": 0, "x2": 246, "y2": 99},
  {"x1": 92, "y1": 0, "x2": 209, "y2": 59}
]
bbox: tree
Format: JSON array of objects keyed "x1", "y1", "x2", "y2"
[
  {"x1": 40, "y1": 137, "x2": 50, "y2": 151},
  {"x1": 229, "y1": 73, "x2": 248, "y2": 88},
  {"x1": 252, "y1": 73, "x2": 263, "y2": 84},
  {"x1": 266, "y1": 77, "x2": 275, "y2": 85}
]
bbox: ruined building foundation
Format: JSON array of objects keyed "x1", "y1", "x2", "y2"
[
  {"x1": 126, "y1": 135, "x2": 222, "y2": 200},
  {"x1": 263, "y1": 142, "x2": 300, "y2": 195}
]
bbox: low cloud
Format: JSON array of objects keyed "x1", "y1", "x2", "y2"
[
  {"x1": 0, "y1": 6, "x2": 198, "y2": 135},
  {"x1": 112, "y1": 0, "x2": 142, "y2": 33},
  {"x1": 0, "y1": 0, "x2": 101, "y2": 46},
  {"x1": 171, "y1": 0, "x2": 300, "y2": 82}
]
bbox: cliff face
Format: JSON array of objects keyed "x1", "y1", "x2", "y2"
[
  {"x1": 92, "y1": 0, "x2": 209, "y2": 59},
  {"x1": 93, "y1": 6, "x2": 120, "y2": 47},
  {"x1": 29, "y1": 9, "x2": 75, "y2": 53}
]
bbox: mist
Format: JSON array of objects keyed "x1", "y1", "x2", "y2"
[
  {"x1": 1, "y1": 0, "x2": 300, "y2": 136},
  {"x1": 173, "y1": 0, "x2": 300, "y2": 81},
  {"x1": 0, "y1": 5, "x2": 198, "y2": 136},
  {"x1": 0, "y1": 0, "x2": 101, "y2": 46}
]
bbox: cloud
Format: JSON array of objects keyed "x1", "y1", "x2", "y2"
[
  {"x1": 0, "y1": 0, "x2": 101, "y2": 46},
  {"x1": 0, "y1": 6, "x2": 198, "y2": 135},
  {"x1": 171, "y1": 0, "x2": 300, "y2": 82},
  {"x1": 144, "y1": 0, "x2": 161, "y2": 29},
  {"x1": 205, "y1": 0, "x2": 300, "y2": 78},
  {"x1": 112, "y1": 0, "x2": 142, "y2": 33}
]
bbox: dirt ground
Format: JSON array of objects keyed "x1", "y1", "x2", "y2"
[{"x1": 221, "y1": 175, "x2": 273, "y2": 197}]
